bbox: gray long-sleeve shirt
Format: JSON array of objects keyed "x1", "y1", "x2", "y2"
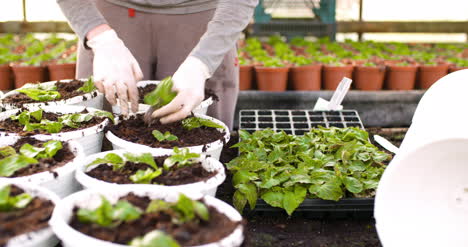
[{"x1": 57, "y1": 0, "x2": 258, "y2": 75}]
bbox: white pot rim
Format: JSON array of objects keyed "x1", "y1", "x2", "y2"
[
  {"x1": 105, "y1": 113, "x2": 230, "y2": 154},
  {"x1": 0, "y1": 138, "x2": 84, "y2": 184},
  {"x1": 0, "y1": 79, "x2": 102, "y2": 109},
  {"x1": 0, "y1": 181, "x2": 59, "y2": 247},
  {"x1": 75, "y1": 149, "x2": 226, "y2": 193},
  {"x1": 51, "y1": 186, "x2": 244, "y2": 247},
  {"x1": 0, "y1": 105, "x2": 110, "y2": 140}
]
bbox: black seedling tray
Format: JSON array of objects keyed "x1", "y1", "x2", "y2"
[{"x1": 239, "y1": 109, "x2": 365, "y2": 135}]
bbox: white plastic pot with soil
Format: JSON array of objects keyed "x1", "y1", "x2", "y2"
[
  {"x1": 0, "y1": 136, "x2": 84, "y2": 198},
  {"x1": 105, "y1": 113, "x2": 230, "y2": 160},
  {"x1": 0, "y1": 181, "x2": 60, "y2": 247},
  {"x1": 111, "y1": 80, "x2": 214, "y2": 115},
  {"x1": 0, "y1": 105, "x2": 111, "y2": 155},
  {"x1": 0, "y1": 79, "x2": 104, "y2": 111},
  {"x1": 50, "y1": 186, "x2": 244, "y2": 247},
  {"x1": 75, "y1": 149, "x2": 226, "y2": 196}
]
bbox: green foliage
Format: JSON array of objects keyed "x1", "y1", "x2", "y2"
[
  {"x1": 129, "y1": 168, "x2": 163, "y2": 184},
  {"x1": 130, "y1": 230, "x2": 180, "y2": 247},
  {"x1": 143, "y1": 77, "x2": 177, "y2": 109},
  {"x1": 227, "y1": 127, "x2": 391, "y2": 215},
  {"x1": 146, "y1": 194, "x2": 209, "y2": 224},
  {"x1": 0, "y1": 185, "x2": 33, "y2": 212},
  {"x1": 16, "y1": 84, "x2": 61, "y2": 101},
  {"x1": 152, "y1": 130, "x2": 178, "y2": 142},
  {"x1": 77, "y1": 196, "x2": 142, "y2": 227},
  {"x1": 290, "y1": 56, "x2": 313, "y2": 67},
  {"x1": 261, "y1": 57, "x2": 285, "y2": 68},
  {"x1": 77, "y1": 77, "x2": 97, "y2": 93},
  {"x1": 163, "y1": 147, "x2": 200, "y2": 170},
  {"x1": 182, "y1": 117, "x2": 224, "y2": 131}
]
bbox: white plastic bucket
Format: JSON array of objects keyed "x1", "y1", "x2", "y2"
[
  {"x1": 50, "y1": 186, "x2": 244, "y2": 247},
  {"x1": 0, "y1": 79, "x2": 104, "y2": 111},
  {"x1": 75, "y1": 149, "x2": 226, "y2": 196},
  {"x1": 111, "y1": 80, "x2": 213, "y2": 115},
  {"x1": 105, "y1": 113, "x2": 230, "y2": 160},
  {"x1": 0, "y1": 181, "x2": 60, "y2": 247},
  {"x1": 0, "y1": 136, "x2": 85, "y2": 198},
  {"x1": 0, "y1": 105, "x2": 110, "y2": 155}
]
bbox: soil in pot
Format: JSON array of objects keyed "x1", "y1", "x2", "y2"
[
  {"x1": 108, "y1": 114, "x2": 225, "y2": 148},
  {"x1": 385, "y1": 65, "x2": 418, "y2": 90},
  {"x1": 354, "y1": 66, "x2": 385, "y2": 91},
  {"x1": 0, "y1": 64, "x2": 13, "y2": 90},
  {"x1": 255, "y1": 67, "x2": 289, "y2": 92},
  {"x1": 322, "y1": 65, "x2": 354, "y2": 90},
  {"x1": 86, "y1": 155, "x2": 216, "y2": 185},
  {"x1": 417, "y1": 64, "x2": 448, "y2": 89},
  {"x1": 0, "y1": 185, "x2": 54, "y2": 246},
  {"x1": 290, "y1": 64, "x2": 322, "y2": 91},
  {"x1": 47, "y1": 63, "x2": 76, "y2": 81},
  {"x1": 0, "y1": 138, "x2": 74, "y2": 178},
  {"x1": 139, "y1": 84, "x2": 218, "y2": 104},
  {"x1": 69, "y1": 193, "x2": 240, "y2": 246},
  {"x1": 239, "y1": 65, "x2": 254, "y2": 90},
  {"x1": 0, "y1": 109, "x2": 107, "y2": 135},
  {"x1": 2, "y1": 79, "x2": 98, "y2": 106},
  {"x1": 11, "y1": 65, "x2": 46, "y2": 89}
]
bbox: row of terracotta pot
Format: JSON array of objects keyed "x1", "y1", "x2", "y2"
[
  {"x1": 240, "y1": 64, "x2": 465, "y2": 91},
  {"x1": 0, "y1": 63, "x2": 76, "y2": 90}
]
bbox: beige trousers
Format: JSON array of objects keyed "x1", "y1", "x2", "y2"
[{"x1": 77, "y1": 0, "x2": 239, "y2": 129}]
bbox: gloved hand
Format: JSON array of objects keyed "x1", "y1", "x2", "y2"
[
  {"x1": 87, "y1": 29, "x2": 143, "y2": 115},
  {"x1": 151, "y1": 56, "x2": 211, "y2": 124}
]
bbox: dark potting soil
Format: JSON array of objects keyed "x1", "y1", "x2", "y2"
[
  {"x1": 138, "y1": 84, "x2": 219, "y2": 104},
  {"x1": 0, "y1": 111, "x2": 105, "y2": 135},
  {"x1": 0, "y1": 186, "x2": 54, "y2": 247},
  {"x1": 108, "y1": 114, "x2": 225, "y2": 148},
  {"x1": 2, "y1": 80, "x2": 98, "y2": 106},
  {"x1": 86, "y1": 156, "x2": 216, "y2": 185},
  {"x1": 69, "y1": 193, "x2": 241, "y2": 246},
  {"x1": 1, "y1": 137, "x2": 75, "y2": 178}
]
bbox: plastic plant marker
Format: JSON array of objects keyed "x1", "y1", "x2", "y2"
[
  {"x1": 313, "y1": 77, "x2": 352, "y2": 111},
  {"x1": 373, "y1": 135, "x2": 399, "y2": 154}
]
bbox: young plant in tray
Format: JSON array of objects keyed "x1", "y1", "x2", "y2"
[
  {"x1": 0, "y1": 185, "x2": 33, "y2": 211},
  {"x1": 0, "y1": 140, "x2": 63, "y2": 177},
  {"x1": 227, "y1": 127, "x2": 391, "y2": 215}
]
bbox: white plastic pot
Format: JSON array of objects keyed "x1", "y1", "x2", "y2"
[
  {"x1": 106, "y1": 113, "x2": 230, "y2": 160},
  {"x1": 0, "y1": 136, "x2": 84, "y2": 198},
  {"x1": 111, "y1": 80, "x2": 213, "y2": 115},
  {"x1": 51, "y1": 186, "x2": 244, "y2": 247},
  {"x1": 1, "y1": 181, "x2": 60, "y2": 247},
  {"x1": 0, "y1": 79, "x2": 104, "y2": 111},
  {"x1": 375, "y1": 138, "x2": 468, "y2": 247},
  {"x1": 75, "y1": 149, "x2": 226, "y2": 196},
  {"x1": 0, "y1": 105, "x2": 110, "y2": 155}
]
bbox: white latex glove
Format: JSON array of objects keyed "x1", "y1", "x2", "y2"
[
  {"x1": 87, "y1": 29, "x2": 143, "y2": 115},
  {"x1": 151, "y1": 56, "x2": 210, "y2": 124}
]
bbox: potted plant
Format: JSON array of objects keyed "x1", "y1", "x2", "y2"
[
  {"x1": 385, "y1": 61, "x2": 418, "y2": 90},
  {"x1": 321, "y1": 56, "x2": 354, "y2": 90},
  {"x1": 354, "y1": 61, "x2": 386, "y2": 91},
  {"x1": 254, "y1": 57, "x2": 289, "y2": 92},
  {"x1": 448, "y1": 58, "x2": 468, "y2": 73},
  {"x1": 239, "y1": 56, "x2": 254, "y2": 90},
  {"x1": 0, "y1": 181, "x2": 59, "y2": 247},
  {"x1": 0, "y1": 136, "x2": 83, "y2": 197},
  {"x1": 11, "y1": 40, "x2": 50, "y2": 88},
  {"x1": 50, "y1": 187, "x2": 244, "y2": 247},
  {"x1": 289, "y1": 55, "x2": 322, "y2": 91},
  {"x1": 47, "y1": 53, "x2": 77, "y2": 81},
  {"x1": 0, "y1": 105, "x2": 114, "y2": 155},
  {"x1": 75, "y1": 148, "x2": 226, "y2": 196},
  {"x1": 415, "y1": 53, "x2": 448, "y2": 89},
  {"x1": 0, "y1": 77, "x2": 104, "y2": 110},
  {"x1": 0, "y1": 51, "x2": 21, "y2": 91}
]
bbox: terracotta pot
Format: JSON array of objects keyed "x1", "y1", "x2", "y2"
[
  {"x1": 0, "y1": 64, "x2": 13, "y2": 90},
  {"x1": 255, "y1": 66, "x2": 289, "y2": 92},
  {"x1": 449, "y1": 67, "x2": 468, "y2": 73},
  {"x1": 353, "y1": 66, "x2": 385, "y2": 91},
  {"x1": 385, "y1": 65, "x2": 418, "y2": 90},
  {"x1": 47, "y1": 63, "x2": 76, "y2": 81},
  {"x1": 322, "y1": 65, "x2": 354, "y2": 90},
  {"x1": 11, "y1": 65, "x2": 46, "y2": 88},
  {"x1": 239, "y1": 65, "x2": 253, "y2": 90},
  {"x1": 290, "y1": 64, "x2": 322, "y2": 91},
  {"x1": 417, "y1": 64, "x2": 449, "y2": 89}
]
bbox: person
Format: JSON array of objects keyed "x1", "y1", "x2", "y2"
[{"x1": 56, "y1": 0, "x2": 258, "y2": 129}]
